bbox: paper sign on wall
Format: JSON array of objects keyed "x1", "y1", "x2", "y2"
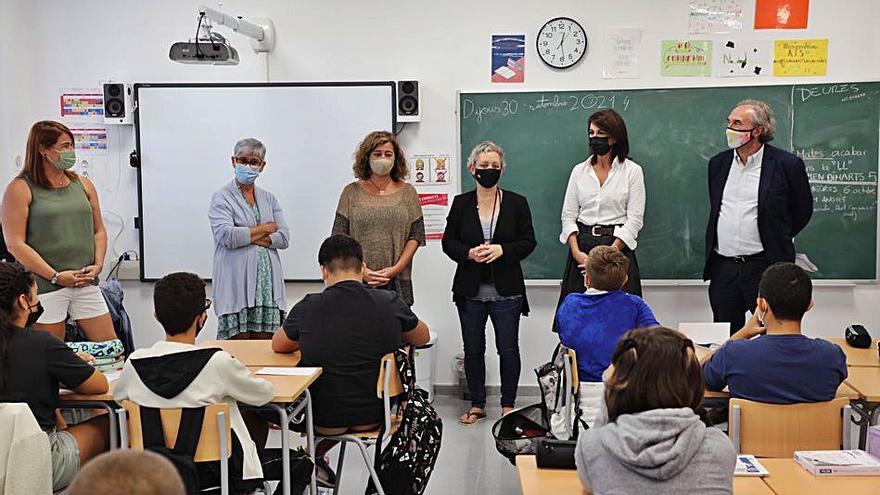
[
  {"x1": 70, "y1": 126, "x2": 110, "y2": 155},
  {"x1": 411, "y1": 154, "x2": 452, "y2": 186},
  {"x1": 491, "y1": 35, "x2": 525, "y2": 83},
  {"x1": 688, "y1": 0, "x2": 744, "y2": 34},
  {"x1": 755, "y1": 0, "x2": 809, "y2": 29},
  {"x1": 717, "y1": 39, "x2": 771, "y2": 77},
  {"x1": 60, "y1": 88, "x2": 104, "y2": 123},
  {"x1": 661, "y1": 40, "x2": 713, "y2": 76},
  {"x1": 603, "y1": 28, "x2": 642, "y2": 79},
  {"x1": 419, "y1": 193, "x2": 449, "y2": 240},
  {"x1": 773, "y1": 39, "x2": 827, "y2": 76}
]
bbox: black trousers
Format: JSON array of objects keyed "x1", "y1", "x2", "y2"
[{"x1": 707, "y1": 253, "x2": 771, "y2": 335}]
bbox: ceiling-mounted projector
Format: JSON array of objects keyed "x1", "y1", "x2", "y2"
[{"x1": 169, "y1": 5, "x2": 275, "y2": 66}]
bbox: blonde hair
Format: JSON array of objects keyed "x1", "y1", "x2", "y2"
[
  {"x1": 586, "y1": 245, "x2": 629, "y2": 291},
  {"x1": 466, "y1": 141, "x2": 506, "y2": 171},
  {"x1": 352, "y1": 131, "x2": 408, "y2": 180}
]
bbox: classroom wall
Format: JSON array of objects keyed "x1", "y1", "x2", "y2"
[{"x1": 1, "y1": 0, "x2": 878, "y2": 389}]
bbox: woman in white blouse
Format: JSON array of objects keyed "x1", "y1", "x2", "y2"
[{"x1": 557, "y1": 109, "x2": 645, "y2": 309}]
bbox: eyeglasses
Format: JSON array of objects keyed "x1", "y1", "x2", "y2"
[
  {"x1": 233, "y1": 157, "x2": 264, "y2": 168},
  {"x1": 203, "y1": 298, "x2": 213, "y2": 312}
]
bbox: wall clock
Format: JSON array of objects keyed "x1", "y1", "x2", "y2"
[{"x1": 537, "y1": 17, "x2": 587, "y2": 69}]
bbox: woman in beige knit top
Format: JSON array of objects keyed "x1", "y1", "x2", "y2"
[{"x1": 332, "y1": 131, "x2": 425, "y2": 305}]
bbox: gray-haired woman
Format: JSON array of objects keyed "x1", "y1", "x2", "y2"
[
  {"x1": 442, "y1": 141, "x2": 536, "y2": 424},
  {"x1": 208, "y1": 138, "x2": 289, "y2": 340}
]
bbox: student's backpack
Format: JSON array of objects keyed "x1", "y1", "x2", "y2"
[
  {"x1": 535, "y1": 343, "x2": 587, "y2": 441},
  {"x1": 366, "y1": 347, "x2": 443, "y2": 495},
  {"x1": 140, "y1": 406, "x2": 204, "y2": 495}
]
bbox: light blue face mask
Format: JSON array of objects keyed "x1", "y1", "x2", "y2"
[{"x1": 234, "y1": 164, "x2": 260, "y2": 185}]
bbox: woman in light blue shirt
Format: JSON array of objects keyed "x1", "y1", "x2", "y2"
[{"x1": 208, "y1": 138, "x2": 289, "y2": 340}]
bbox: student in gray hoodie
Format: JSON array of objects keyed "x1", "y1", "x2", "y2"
[{"x1": 575, "y1": 327, "x2": 736, "y2": 494}]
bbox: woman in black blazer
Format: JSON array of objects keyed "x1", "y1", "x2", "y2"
[{"x1": 442, "y1": 141, "x2": 536, "y2": 426}]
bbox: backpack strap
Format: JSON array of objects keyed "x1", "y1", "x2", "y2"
[{"x1": 139, "y1": 406, "x2": 206, "y2": 457}]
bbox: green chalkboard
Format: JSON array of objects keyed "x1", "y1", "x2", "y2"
[{"x1": 458, "y1": 82, "x2": 879, "y2": 280}]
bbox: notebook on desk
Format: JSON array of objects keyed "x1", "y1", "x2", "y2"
[{"x1": 678, "y1": 322, "x2": 730, "y2": 347}]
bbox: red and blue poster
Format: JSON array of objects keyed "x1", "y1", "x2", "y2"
[{"x1": 491, "y1": 34, "x2": 525, "y2": 83}]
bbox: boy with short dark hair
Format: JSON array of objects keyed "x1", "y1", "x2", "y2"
[
  {"x1": 554, "y1": 245, "x2": 659, "y2": 426},
  {"x1": 701, "y1": 262, "x2": 847, "y2": 403}
]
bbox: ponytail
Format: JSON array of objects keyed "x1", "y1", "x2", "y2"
[{"x1": 0, "y1": 262, "x2": 36, "y2": 393}]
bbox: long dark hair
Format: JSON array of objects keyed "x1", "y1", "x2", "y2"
[{"x1": 0, "y1": 262, "x2": 36, "y2": 393}]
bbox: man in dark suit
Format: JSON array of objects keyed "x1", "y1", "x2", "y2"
[{"x1": 704, "y1": 99, "x2": 813, "y2": 333}]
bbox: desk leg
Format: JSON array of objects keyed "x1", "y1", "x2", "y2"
[
  {"x1": 266, "y1": 404, "x2": 291, "y2": 495},
  {"x1": 62, "y1": 401, "x2": 118, "y2": 449},
  {"x1": 850, "y1": 400, "x2": 880, "y2": 450}
]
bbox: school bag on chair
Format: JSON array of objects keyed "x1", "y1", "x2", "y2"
[
  {"x1": 366, "y1": 346, "x2": 443, "y2": 495},
  {"x1": 534, "y1": 343, "x2": 587, "y2": 441}
]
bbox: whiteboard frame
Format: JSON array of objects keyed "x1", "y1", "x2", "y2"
[
  {"x1": 456, "y1": 82, "x2": 880, "y2": 286},
  {"x1": 133, "y1": 81, "x2": 397, "y2": 282}
]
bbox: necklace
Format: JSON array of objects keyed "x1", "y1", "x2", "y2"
[{"x1": 370, "y1": 177, "x2": 392, "y2": 195}]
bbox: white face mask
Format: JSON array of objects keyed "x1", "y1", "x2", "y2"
[
  {"x1": 369, "y1": 158, "x2": 394, "y2": 176},
  {"x1": 726, "y1": 127, "x2": 756, "y2": 149}
]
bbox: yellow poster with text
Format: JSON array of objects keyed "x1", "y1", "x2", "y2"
[{"x1": 773, "y1": 39, "x2": 828, "y2": 76}]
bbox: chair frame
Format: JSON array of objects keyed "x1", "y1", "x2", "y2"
[
  {"x1": 317, "y1": 351, "x2": 405, "y2": 495},
  {"x1": 561, "y1": 348, "x2": 579, "y2": 435},
  {"x1": 728, "y1": 397, "x2": 853, "y2": 457},
  {"x1": 118, "y1": 401, "x2": 232, "y2": 495}
]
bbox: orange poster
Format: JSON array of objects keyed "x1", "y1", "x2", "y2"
[{"x1": 755, "y1": 0, "x2": 809, "y2": 29}]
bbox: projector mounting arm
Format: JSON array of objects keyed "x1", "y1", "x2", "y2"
[{"x1": 198, "y1": 5, "x2": 275, "y2": 53}]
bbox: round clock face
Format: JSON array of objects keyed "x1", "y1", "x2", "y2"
[{"x1": 537, "y1": 17, "x2": 587, "y2": 69}]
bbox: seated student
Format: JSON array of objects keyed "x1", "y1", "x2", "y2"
[
  {"x1": 555, "y1": 245, "x2": 658, "y2": 425},
  {"x1": 0, "y1": 262, "x2": 110, "y2": 491},
  {"x1": 576, "y1": 327, "x2": 736, "y2": 494},
  {"x1": 701, "y1": 262, "x2": 847, "y2": 403},
  {"x1": 114, "y1": 272, "x2": 311, "y2": 495},
  {"x1": 273, "y1": 234, "x2": 430, "y2": 481},
  {"x1": 69, "y1": 450, "x2": 185, "y2": 495}
]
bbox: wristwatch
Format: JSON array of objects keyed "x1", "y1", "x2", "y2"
[{"x1": 50, "y1": 272, "x2": 60, "y2": 285}]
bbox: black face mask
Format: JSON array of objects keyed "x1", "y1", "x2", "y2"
[
  {"x1": 589, "y1": 136, "x2": 612, "y2": 157},
  {"x1": 473, "y1": 168, "x2": 501, "y2": 188},
  {"x1": 26, "y1": 302, "x2": 44, "y2": 328}
]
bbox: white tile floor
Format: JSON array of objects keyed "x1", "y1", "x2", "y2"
[{"x1": 269, "y1": 394, "x2": 526, "y2": 495}]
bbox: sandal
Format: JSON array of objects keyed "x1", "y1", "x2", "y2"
[{"x1": 458, "y1": 408, "x2": 487, "y2": 426}]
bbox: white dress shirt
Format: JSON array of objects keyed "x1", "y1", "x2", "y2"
[
  {"x1": 559, "y1": 157, "x2": 646, "y2": 250},
  {"x1": 716, "y1": 145, "x2": 764, "y2": 256}
]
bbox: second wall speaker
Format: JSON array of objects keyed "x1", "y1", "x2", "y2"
[
  {"x1": 102, "y1": 82, "x2": 133, "y2": 125},
  {"x1": 396, "y1": 80, "x2": 420, "y2": 123}
]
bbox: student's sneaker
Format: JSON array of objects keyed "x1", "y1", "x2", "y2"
[{"x1": 315, "y1": 457, "x2": 337, "y2": 488}]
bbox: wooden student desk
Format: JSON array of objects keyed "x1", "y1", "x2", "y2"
[
  {"x1": 825, "y1": 338, "x2": 880, "y2": 368},
  {"x1": 199, "y1": 339, "x2": 301, "y2": 367},
  {"x1": 759, "y1": 458, "x2": 880, "y2": 495},
  {"x1": 515, "y1": 455, "x2": 775, "y2": 494}
]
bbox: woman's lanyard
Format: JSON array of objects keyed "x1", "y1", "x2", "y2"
[{"x1": 484, "y1": 188, "x2": 500, "y2": 244}]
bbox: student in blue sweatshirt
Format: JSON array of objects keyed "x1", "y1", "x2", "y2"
[{"x1": 555, "y1": 245, "x2": 658, "y2": 425}]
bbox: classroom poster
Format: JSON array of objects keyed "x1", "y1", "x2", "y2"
[
  {"x1": 418, "y1": 193, "x2": 449, "y2": 240},
  {"x1": 661, "y1": 40, "x2": 712, "y2": 76},
  {"x1": 59, "y1": 88, "x2": 103, "y2": 123},
  {"x1": 717, "y1": 39, "x2": 772, "y2": 77},
  {"x1": 491, "y1": 34, "x2": 525, "y2": 83},
  {"x1": 603, "y1": 28, "x2": 642, "y2": 78},
  {"x1": 755, "y1": 0, "x2": 809, "y2": 29},
  {"x1": 688, "y1": 0, "x2": 744, "y2": 34},
  {"x1": 773, "y1": 39, "x2": 827, "y2": 76},
  {"x1": 411, "y1": 153, "x2": 452, "y2": 186},
  {"x1": 70, "y1": 126, "x2": 110, "y2": 155}
]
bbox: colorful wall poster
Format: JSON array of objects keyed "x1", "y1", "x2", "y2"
[
  {"x1": 773, "y1": 39, "x2": 827, "y2": 76},
  {"x1": 661, "y1": 40, "x2": 712, "y2": 76},
  {"x1": 60, "y1": 88, "x2": 103, "y2": 123},
  {"x1": 755, "y1": 0, "x2": 809, "y2": 29},
  {"x1": 603, "y1": 28, "x2": 642, "y2": 79},
  {"x1": 717, "y1": 39, "x2": 772, "y2": 77},
  {"x1": 688, "y1": 0, "x2": 744, "y2": 34},
  {"x1": 491, "y1": 35, "x2": 525, "y2": 83},
  {"x1": 418, "y1": 193, "x2": 449, "y2": 240},
  {"x1": 70, "y1": 126, "x2": 110, "y2": 154},
  {"x1": 411, "y1": 153, "x2": 452, "y2": 186}
]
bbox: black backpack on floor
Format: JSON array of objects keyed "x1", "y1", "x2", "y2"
[{"x1": 366, "y1": 347, "x2": 443, "y2": 495}]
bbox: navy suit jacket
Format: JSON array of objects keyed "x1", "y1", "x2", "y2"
[{"x1": 703, "y1": 144, "x2": 813, "y2": 280}]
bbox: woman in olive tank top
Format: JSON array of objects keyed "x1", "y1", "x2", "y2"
[{"x1": 0, "y1": 121, "x2": 115, "y2": 343}]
